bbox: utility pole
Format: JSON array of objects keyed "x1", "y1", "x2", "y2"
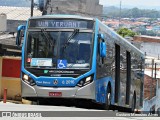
[
  {"x1": 150, "y1": 59, "x2": 154, "y2": 99},
  {"x1": 31, "y1": 0, "x2": 34, "y2": 17},
  {"x1": 155, "y1": 63, "x2": 157, "y2": 96},
  {"x1": 119, "y1": 0, "x2": 122, "y2": 28},
  {"x1": 155, "y1": 63, "x2": 157, "y2": 79}
]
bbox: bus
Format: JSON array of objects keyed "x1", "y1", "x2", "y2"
[{"x1": 16, "y1": 15, "x2": 145, "y2": 111}]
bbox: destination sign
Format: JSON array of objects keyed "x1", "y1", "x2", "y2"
[{"x1": 29, "y1": 19, "x2": 94, "y2": 29}]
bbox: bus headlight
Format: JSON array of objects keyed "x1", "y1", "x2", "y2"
[
  {"x1": 85, "y1": 76, "x2": 92, "y2": 82},
  {"x1": 23, "y1": 74, "x2": 29, "y2": 80},
  {"x1": 22, "y1": 73, "x2": 36, "y2": 86},
  {"x1": 77, "y1": 75, "x2": 93, "y2": 87}
]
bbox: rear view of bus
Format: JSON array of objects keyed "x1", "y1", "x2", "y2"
[{"x1": 16, "y1": 15, "x2": 97, "y2": 103}]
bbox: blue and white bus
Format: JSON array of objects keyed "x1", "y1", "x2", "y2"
[{"x1": 16, "y1": 15, "x2": 145, "y2": 111}]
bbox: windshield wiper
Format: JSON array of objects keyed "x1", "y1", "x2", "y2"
[
  {"x1": 63, "y1": 29, "x2": 79, "y2": 51},
  {"x1": 41, "y1": 29, "x2": 53, "y2": 46}
]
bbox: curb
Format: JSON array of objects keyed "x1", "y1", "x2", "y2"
[{"x1": 0, "y1": 99, "x2": 22, "y2": 104}]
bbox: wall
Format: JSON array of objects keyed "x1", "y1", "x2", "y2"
[
  {"x1": 0, "y1": 13, "x2": 7, "y2": 32},
  {"x1": 0, "y1": 56, "x2": 21, "y2": 101},
  {"x1": 0, "y1": 57, "x2": 2, "y2": 99},
  {"x1": 134, "y1": 36, "x2": 160, "y2": 43},
  {"x1": 46, "y1": 0, "x2": 103, "y2": 17},
  {"x1": 156, "y1": 79, "x2": 160, "y2": 112},
  {"x1": 144, "y1": 75, "x2": 156, "y2": 99},
  {"x1": 7, "y1": 20, "x2": 26, "y2": 32},
  {"x1": 142, "y1": 78, "x2": 160, "y2": 112},
  {"x1": 141, "y1": 42, "x2": 160, "y2": 58},
  {"x1": 86, "y1": 0, "x2": 102, "y2": 15},
  {"x1": 133, "y1": 36, "x2": 160, "y2": 58}
]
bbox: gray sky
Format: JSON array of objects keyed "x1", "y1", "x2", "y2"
[{"x1": 99, "y1": 0, "x2": 160, "y2": 9}]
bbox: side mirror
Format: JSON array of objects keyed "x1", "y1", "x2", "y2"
[
  {"x1": 98, "y1": 34, "x2": 106, "y2": 58},
  {"x1": 98, "y1": 33, "x2": 104, "y2": 40},
  {"x1": 100, "y1": 42, "x2": 106, "y2": 58},
  {"x1": 16, "y1": 25, "x2": 26, "y2": 46}
]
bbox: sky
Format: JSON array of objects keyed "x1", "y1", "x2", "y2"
[{"x1": 99, "y1": 0, "x2": 160, "y2": 10}]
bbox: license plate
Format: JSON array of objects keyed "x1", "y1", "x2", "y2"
[{"x1": 49, "y1": 92, "x2": 62, "y2": 97}]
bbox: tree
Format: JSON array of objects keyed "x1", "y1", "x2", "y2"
[
  {"x1": 103, "y1": 6, "x2": 160, "y2": 18},
  {"x1": 117, "y1": 28, "x2": 137, "y2": 37},
  {"x1": 131, "y1": 7, "x2": 140, "y2": 18}
]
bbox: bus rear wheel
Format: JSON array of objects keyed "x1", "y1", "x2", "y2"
[
  {"x1": 131, "y1": 94, "x2": 136, "y2": 113},
  {"x1": 102, "y1": 87, "x2": 111, "y2": 110}
]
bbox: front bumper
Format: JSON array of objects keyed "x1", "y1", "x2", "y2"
[{"x1": 21, "y1": 80, "x2": 95, "y2": 100}]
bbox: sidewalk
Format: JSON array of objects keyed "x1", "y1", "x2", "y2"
[{"x1": 0, "y1": 100, "x2": 22, "y2": 104}]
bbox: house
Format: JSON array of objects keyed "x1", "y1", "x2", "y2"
[{"x1": 133, "y1": 35, "x2": 160, "y2": 58}]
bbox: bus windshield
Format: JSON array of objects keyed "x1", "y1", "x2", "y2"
[{"x1": 25, "y1": 30, "x2": 93, "y2": 69}]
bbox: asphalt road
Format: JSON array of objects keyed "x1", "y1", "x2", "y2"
[{"x1": 0, "y1": 101, "x2": 159, "y2": 120}]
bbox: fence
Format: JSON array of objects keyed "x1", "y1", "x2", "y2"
[
  {"x1": 0, "y1": 5, "x2": 42, "y2": 33},
  {"x1": 144, "y1": 58, "x2": 160, "y2": 99}
]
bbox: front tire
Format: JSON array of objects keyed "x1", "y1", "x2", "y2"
[{"x1": 102, "y1": 87, "x2": 111, "y2": 110}]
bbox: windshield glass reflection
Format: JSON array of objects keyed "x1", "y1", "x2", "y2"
[{"x1": 26, "y1": 31, "x2": 93, "y2": 69}]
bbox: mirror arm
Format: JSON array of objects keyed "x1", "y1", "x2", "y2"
[{"x1": 16, "y1": 25, "x2": 26, "y2": 46}]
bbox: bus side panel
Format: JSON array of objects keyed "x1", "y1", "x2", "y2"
[
  {"x1": 96, "y1": 20, "x2": 144, "y2": 109},
  {"x1": 95, "y1": 77, "x2": 114, "y2": 104},
  {"x1": 95, "y1": 21, "x2": 115, "y2": 105},
  {"x1": 119, "y1": 45, "x2": 127, "y2": 106},
  {"x1": 130, "y1": 52, "x2": 144, "y2": 109}
]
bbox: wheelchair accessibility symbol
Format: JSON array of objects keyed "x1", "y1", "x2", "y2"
[{"x1": 57, "y1": 60, "x2": 67, "y2": 69}]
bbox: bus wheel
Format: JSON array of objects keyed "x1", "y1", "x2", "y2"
[
  {"x1": 131, "y1": 94, "x2": 136, "y2": 113},
  {"x1": 102, "y1": 87, "x2": 111, "y2": 110}
]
